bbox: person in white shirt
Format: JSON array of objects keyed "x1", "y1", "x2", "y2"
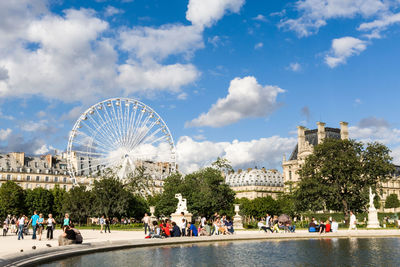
[
  {"x1": 349, "y1": 211, "x2": 357, "y2": 230},
  {"x1": 142, "y1": 213, "x2": 151, "y2": 235},
  {"x1": 331, "y1": 219, "x2": 339, "y2": 232},
  {"x1": 46, "y1": 214, "x2": 56, "y2": 240},
  {"x1": 180, "y1": 212, "x2": 187, "y2": 236},
  {"x1": 17, "y1": 215, "x2": 25, "y2": 240},
  {"x1": 201, "y1": 216, "x2": 206, "y2": 227}
]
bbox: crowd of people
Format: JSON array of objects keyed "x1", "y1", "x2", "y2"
[
  {"x1": 142, "y1": 212, "x2": 235, "y2": 239},
  {"x1": 2, "y1": 212, "x2": 82, "y2": 246},
  {"x1": 308, "y1": 217, "x2": 339, "y2": 233},
  {"x1": 257, "y1": 214, "x2": 296, "y2": 233}
]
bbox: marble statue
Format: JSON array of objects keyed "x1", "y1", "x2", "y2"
[
  {"x1": 369, "y1": 187, "x2": 376, "y2": 211},
  {"x1": 175, "y1": 193, "x2": 188, "y2": 214}
]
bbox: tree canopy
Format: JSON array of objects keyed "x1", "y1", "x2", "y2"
[
  {"x1": 385, "y1": 194, "x2": 400, "y2": 209},
  {"x1": 0, "y1": 181, "x2": 25, "y2": 218},
  {"x1": 295, "y1": 139, "x2": 394, "y2": 215}
]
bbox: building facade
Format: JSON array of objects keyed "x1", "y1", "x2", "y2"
[
  {"x1": 0, "y1": 152, "x2": 175, "y2": 194},
  {"x1": 225, "y1": 168, "x2": 284, "y2": 200},
  {"x1": 282, "y1": 121, "x2": 400, "y2": 208}
]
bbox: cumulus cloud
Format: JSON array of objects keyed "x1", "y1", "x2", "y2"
[
  {"x1": 358, "y1": 12, "x2": 400, "y2": 31},
  {"x1": 186, "y1": 0, "x2": 245, "y2": 28},
  {"x1": 253, "y1": 14, "x2": 267, "y2": 22},
  {"x1": 186, "y1": 76, "x2": 285, "y2": 127},
  {"x1": 176, "y1": 135, "x2": 296, "y2": 173},
  {"x1": 119, "y1": 24, "x2": 204, "y2": 61},
  {"x1": 279, "y1": 0, "x2": 388, "y2": 37},
  {"x1": 0, "y1": 134, "x2": 53, "y2": 155},
  {"x1": 324, "y1": 37, "x2": 367, "y2": 68},
  {"x1": 0, "y1": 128, "x2": 12, "y2": 141}
]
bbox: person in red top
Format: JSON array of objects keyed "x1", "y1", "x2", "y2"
[
  {"x1": 325, "y1": 220, "x2": 331, "y2": 233},
  {"x1": 161, "y1": 220, "x2": 171, "y2": 237}
]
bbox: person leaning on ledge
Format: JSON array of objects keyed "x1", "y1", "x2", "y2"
[{"x1": 58, "y1": 224, "x2": 83, "y2": 246}]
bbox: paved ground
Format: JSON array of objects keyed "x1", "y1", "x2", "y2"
[{"x1": 1, "y1": 228, "x2": 400, "y2": 266}]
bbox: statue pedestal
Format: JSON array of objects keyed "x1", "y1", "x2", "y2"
[
  {"x1": 367, "y1": 209, "x2": 381, "y2": 228},
  {"x1": 170, "y1": 213, "x2": 193, "y2": 224},
  {"x1": 233, "y1": 214, "x2": 244, "y2": 230}
]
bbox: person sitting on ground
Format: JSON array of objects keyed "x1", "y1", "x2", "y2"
[
  {"x1": 171, "y1": 221, "x2": 181, "y2": 237},
  {"x1": 319, "y1": 220, "x2": 326, "y2": 234},
  {"x1": 325, "y1": 220, "x2": 331, "y2": 233},
  {"x1": 309, "y1": 217, "x2": 316, "y2": 228},
  {"x1": 286, "y1": 222, "x2": 295, "y2": 233},
  {"x1": 225, "y1": 217, "x2": 234, "y2": 234},
  {"x1": 188, "y1": 221, "x2": 198, "y2": 237},
  {"x1": 331, "y1": 219, "x2": 339, "y2": 232},
  {"x1": 58, "y1": 225, "x2": 77, "y2": 246},
  {"x1": 161, "y1": 221, "x2": 171, "y2": 238},
  {"x1": 258, "y1": 219, "x2": 273, "y2": 233}
]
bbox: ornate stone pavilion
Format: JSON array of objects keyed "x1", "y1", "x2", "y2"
[
  {"x1": 282, "y1": 121, "x2": 400, "y2": 209},
  {"x1": 225, "y1": 168, "x2": 284, "y2": 200}
]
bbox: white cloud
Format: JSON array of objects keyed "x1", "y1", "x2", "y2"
[
  {"x1": 104, "y1": 6, "x2": 124, "y2": 17},
  {"x1": 34, "y1": 144, "x2": 55, "y2": 155},
  {"x1": 119, "y1": 24, "x2": 204, "y2": 61},
  {"x1": 117, "y1": 63, "x2": 200, "y2": 96},
  {"x1": 253, "y1": 14, "x2": 267, "y2": 22},
  {"x1": 324, "y1": 37, "x2": 367, "y2": 68},
  {"x1": 176, "y1": 135, "x2": 296, "y2": 173},
  {"x1": 279, "y1": 0, "x2": 388, "y2": 37},
  {"x1": 254, "y1": 42, "x2": 263, "y2": 49},
  {"x1": 288, "y1": 62, "x2": 301, "y2": 72},
  {"x1": 0, "y1": 109, "x2": 14, "y2": 120},
  {"x1": 0, "y1": 128, "x2": 12, "y2": 141},
  {"x1": 186, "y1": 0, "x2": 245, "y2": 28},
  {"x1": 186, "y1": 76, "x2": 284, "y2": 127},
  {"x1": 358, "y1": 12, "x2": 400, "y2": 31},
  {"x1": 60, "y1": 106, "x2": 85, "y2": 121}
]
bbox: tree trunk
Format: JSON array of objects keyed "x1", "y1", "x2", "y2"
[{"x1": 343, "y1": 200, "x2": 349, "y2": 225}]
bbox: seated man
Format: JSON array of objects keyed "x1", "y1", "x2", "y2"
[
  {"x1": 188, "y1": 221, "x2": 198, "y2": 237},
  {"x1": 225, "y1": 218, "x2": 234, "y2": 234},
  {"x1": 258, "y1": 219, "x2": 272, "y2": 233},
  {"x1": 58, "y1": 225, "x2": 77, "y2": 246},
  {"x1": 171, "y1": 221, "x2": 181, "y2": 237}
]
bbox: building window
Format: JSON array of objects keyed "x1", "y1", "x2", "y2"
[
  {"x1": 63, "y1": 185, "x2": 67, "y2": 190},
  {"x1": 54, "y1": 177, "x2": 58, "y2": 182},
  {"x1": 26, "y1": 184, "x2": 29, "y2": 189},
  {"x1": 36, "y1": 184, "x2": 41, "y2": 188},
  {"x1": 36, "y1": 176, "x2": 40, "y2": 181},
  {"x1": 45, "y1": 176, "x2": 49, "y2": 182},
  {"x1": 35, "y1": 162, "x2": 38, "y2": 168},
  {"x1": 63, "y1": 177, "x2": 67, "y2": 183},
  {"x1": 27, "y1": 175, "x2": 31, "y2": 181},
  {"x1": 7, "y1": 174, "x2": 11, "y2": 180},
  {"x1": 289, "y1": 171, "x2": 292, "y2": 180},
  {"x1": 17, "y1": 175, "x2": 21, "y2": 180}
]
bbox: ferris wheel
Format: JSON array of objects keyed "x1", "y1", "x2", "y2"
[{"x1": 66, "y1": 98, "x2": 176, "y2": 183}]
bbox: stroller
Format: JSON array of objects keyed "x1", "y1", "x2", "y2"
[{"x1": 23, "y1": 223, "x2": 30, "y2": 235}]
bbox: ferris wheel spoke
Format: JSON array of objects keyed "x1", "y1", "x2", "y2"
[
  {"x1": 129, "y1": 118, "x2": 158, "y2": 151},
  {"x1": 95, "y1": 105, "x2": 121, "y2": 146},
  {"x1": 73, "y1": 150, "x2": 108, "y2": 157},
  {"x1": 128, "y1": 111, "x2": 152, "y2": 150},
  {"x1": 84, "y1": 113, "x2": 118, "y2": 151},
  {"x1": 110, "y1": 101, "x2": 123, "y2": 146},
  {"x1": 135, "y1": 126, "x2": 163, "y2": 148},
  {"x1": 103, "y1": 103, "x2": 123, "y2": 146},
  {"x1": 74, "y1": 129, "x2": 116, "y2": 154}
]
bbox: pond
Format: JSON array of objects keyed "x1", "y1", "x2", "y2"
[{"x1": 41, "y1": 237, "x2": 400, "y2": 267}]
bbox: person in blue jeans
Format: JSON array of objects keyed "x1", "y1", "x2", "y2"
[
  {"x1": 17, "y1": 215, "x2": 25, "y2": 240},
  {"x1": 29, "y1": 210, "x2": 39, "y2": 239}
]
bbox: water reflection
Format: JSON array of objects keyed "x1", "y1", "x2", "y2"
[{"x1": 41, "y1": 238, "x2": 400, "y2": 267}]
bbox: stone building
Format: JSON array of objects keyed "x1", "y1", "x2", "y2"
[
  {"x1": 225, "y1": 168, "x2": 284, "y2": 200},
  {"x1": 0, "y1": 152, "x2": 92, "y2": 191},
  {"x1": 282, "y1": 121, "x2": 400, "y2": 208},
  {"x1": 0, "y1": 151, "x2": 175, "y2": 194}
]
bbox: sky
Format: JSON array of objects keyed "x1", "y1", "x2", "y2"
[{"x1": 0, "y1": 0, "x2": 400, "y2": 173}]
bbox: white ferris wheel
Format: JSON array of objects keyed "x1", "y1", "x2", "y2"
[{"x1": 66, "y1": 98, "x2": 176, "y2": 183}]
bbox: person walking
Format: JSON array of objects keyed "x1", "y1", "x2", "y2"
[
  {"x1": 37, "y1": 213, "x2": 44, "y2": 240},
  {"x1": 99, "y1": 215, "x2": 105, "y2": 233},
  {"x1": 105, "y1": 217, "x2": 111, "y2": 233},
  {"x1": 17, "y1": 215, "x2": 25, "y2": 240},
  {"x1": 180, "y1": 212, "x2": 187, "y2": 236},
  {"x1": 142, "y1": 213, "x2": 151, "y2": 235},
  {"x1": 46, "y1": 214, "x2": 56, "y2": 240},
  {"x1": 28, "y1": 211, "x2": 39, "y2": 239},
  {"x1": 349, "y1": 211, "x2": 357, "y2": 230}
]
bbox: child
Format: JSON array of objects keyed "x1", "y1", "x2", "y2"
[{"x1": 3, "y1": 220, "x2": 8, "y2": 236}]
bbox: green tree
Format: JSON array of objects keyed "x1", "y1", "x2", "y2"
[
  {"x1": 211, "y1": 157, "x2": 234, "y2": 174},
  {"x1": 24, "y1": 187, "x2": 54, "y2": 216},
  {"x1": 295, "y1": 138, "x2": 394, "y2": 216},
  {"x1": 155, "y1": 168, "x2": 235, "y2": 218},
  {"x1": 124, "y1": 166, "x2": 153, "y2": 196},
  {"x1": 50, "y1": 185, "x2": 67, "y2": 219},
  {"x1": 63, "y1": 185, "x2": 93, "y2": 225},
  {"x1": 385, "y1": 194, "x2": 400, "y2": 209},
  {"x1": 0, "y1": 181, "x2": 25, "y2": 218}
]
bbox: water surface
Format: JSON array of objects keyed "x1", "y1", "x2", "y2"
[{"x1": 41, "y1": 237, "x2": 400, "y2": 267}]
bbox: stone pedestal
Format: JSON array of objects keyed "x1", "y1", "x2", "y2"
[
  {"x1": 170, "y1": 213, "x2": 193, "y2": 224},
  {"x1": 367, "y1": 209, "x2": 381, "y2": 228},
  {"x1": 233, "y1": 204, "x2": 244, "y2": 230},
  {"x1": 149, "y1": 206, "x2": 157, "y2": 223}
]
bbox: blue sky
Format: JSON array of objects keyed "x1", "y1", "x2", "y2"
[{"x1": 0, "y1": 0, "x2": 400, "y2": 172}]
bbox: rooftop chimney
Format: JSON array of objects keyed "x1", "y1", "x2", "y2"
[
  {"x1": 340, "y1": 121, "x2": 349, "y2": 140},
  {"x1": 317, "y1": 122, "x2": 326, "y2": 144},
  {"x1": 297, "y1": 126, "x2": 306, "y2": 154}
]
